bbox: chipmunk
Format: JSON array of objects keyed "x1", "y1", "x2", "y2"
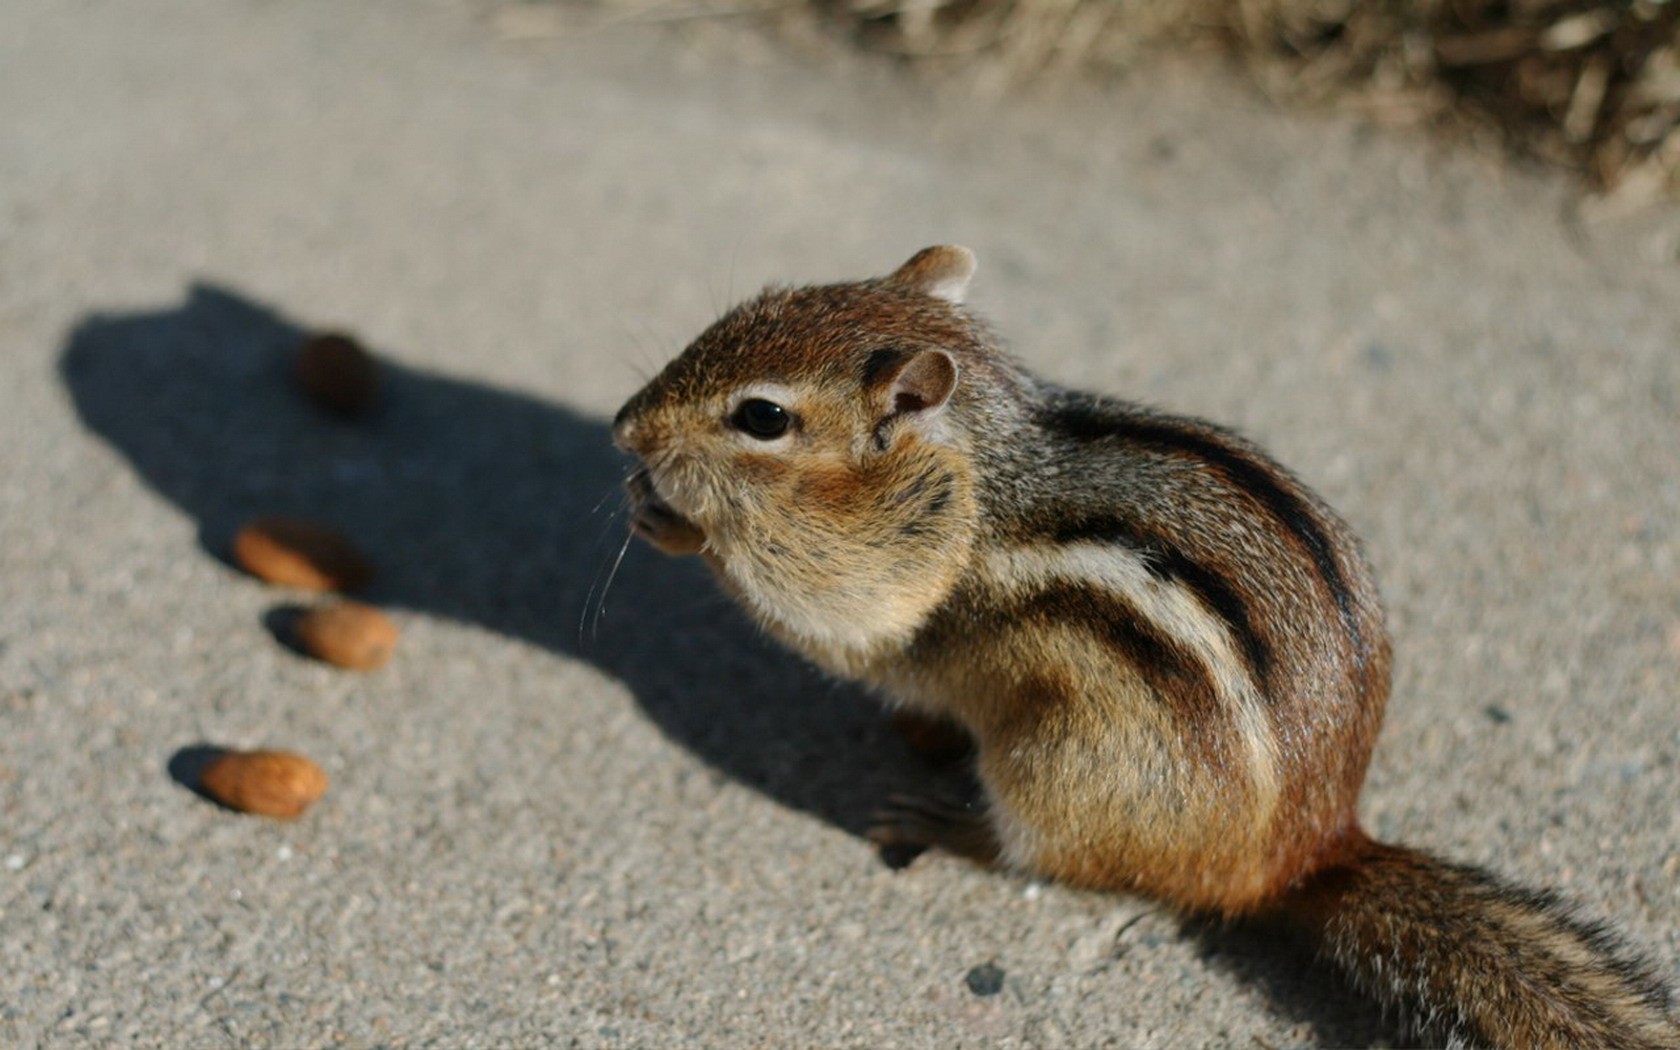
[{"x1": 612, "y1": 246, "x2": 1678, "y2": 1049}]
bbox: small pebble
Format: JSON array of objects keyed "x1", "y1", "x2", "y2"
[
  {"x1": 1363, "y1": 341, "x2": 1394, "y2": 372},
  {"x1": 964, "y1": 961, "x2": 1005, "y2": 997}
]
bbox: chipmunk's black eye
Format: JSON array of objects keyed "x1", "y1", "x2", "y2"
[{"x1": 731, "y1": 398, "x2": 790, "y2": 439}]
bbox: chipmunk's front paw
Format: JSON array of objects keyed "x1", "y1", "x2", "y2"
[
  {"x1": 868, "y1": 794, "x2": 1001, "y2": 867},
  {"x1": 626, "y1": 469, "x2": 707, "y2": 556}
]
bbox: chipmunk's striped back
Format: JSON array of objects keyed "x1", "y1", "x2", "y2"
[{"x1": 887, "y1": 386, "x2": 1390, "y2": 911}]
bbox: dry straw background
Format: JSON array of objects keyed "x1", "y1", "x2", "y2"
[
  {"x1": 577, "y1": 0, "x2": 1680, "y2": 203},
  {"x1": 852, "y1": 0, "x2": 1680, "y2": 199}
]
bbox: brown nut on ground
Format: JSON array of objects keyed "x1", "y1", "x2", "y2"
[
  {"x1": 295, "y1": 332, "x2": 378, "y2": 416},
  {"x1": 199, "y1": 749, "x2": 329, "y2": 820},
  {"x1": 233, "y1": 517, "x2": 374, "y2": 592},
  {"x1": 294, "y1": 601, "x2": 399, "y2": 671}
]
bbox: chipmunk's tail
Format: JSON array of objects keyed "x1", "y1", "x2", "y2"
[{"x1": 1280, "y1": 834, "x2": 1678, "y2": 1050}]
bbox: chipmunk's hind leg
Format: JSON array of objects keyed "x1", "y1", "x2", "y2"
[
  {"x1": 868, "y1": 794, "x2": 1002, "y2": 866},
  {"x1": 889, "y1": 710, "x2": 976, "y2": 765}
]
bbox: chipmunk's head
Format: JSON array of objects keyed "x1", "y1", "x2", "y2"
[{"x1": 613, "y1": 246, "x2": 987, "y2": 659}]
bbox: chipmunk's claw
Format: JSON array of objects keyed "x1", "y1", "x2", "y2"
[{"x1": 869, "y1": 794, "x2": 1001, "y2": 868}]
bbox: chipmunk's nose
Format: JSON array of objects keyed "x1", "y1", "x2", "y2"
[{"x1": 611, "y1": 403, "x2": 639, "y2": 453}]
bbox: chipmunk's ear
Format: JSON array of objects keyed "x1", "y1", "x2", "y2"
[
  {"x1": 887, "y1": 246, "x2": 976, "y2": 305},
  {"x1": 870, "y1": 347, "x2": 959, "y2": 421}
]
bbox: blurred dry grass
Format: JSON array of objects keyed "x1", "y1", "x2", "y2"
[
  {"x1": 563, "y1": 0, "x2": 1680, "y2": 200},
  {"x1": 834, "y1": 0, "x2": 1680, "y2": 199}
]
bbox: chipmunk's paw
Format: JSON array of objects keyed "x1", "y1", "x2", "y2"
[
  {"x1": 626, "y1": 468, "x2": 707, "y2": 556},
  {"x1": 869, "y1": 794, "x2": 1001, "y2": 867}
]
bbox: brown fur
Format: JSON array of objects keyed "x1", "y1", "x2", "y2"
[
  {"x1": 1286, "y1": 835, "x2": 1679, "y2": 1049},
  {"x1": 614, "y1": 247, "x2": 1678, "y2": 1048}
]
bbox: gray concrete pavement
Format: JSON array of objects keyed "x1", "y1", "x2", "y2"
[{"x1": 2, "y1": 0, "x2": 1678, "y2": 1045}]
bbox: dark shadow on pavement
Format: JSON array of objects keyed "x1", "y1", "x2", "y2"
[
  {"x1": 1186, "y1": 917, "x2": 1407, "y2": 1049},
  {"x1": 61, "y1": 283, "x2": 937, "y2": 839},
  {"x1": 166, "y1": 743, "x2": 234, "y2": 810}
]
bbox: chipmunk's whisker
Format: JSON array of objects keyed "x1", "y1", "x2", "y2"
[
  {"x1": 587, "y1": 485, "x2": 619, "y2": 519},
  {"x1": 578, "y1": 494, "x2": 631, "y2": 647},
  {"x1": 589, "y1": 529, "x2": 635, "y2": 643}
]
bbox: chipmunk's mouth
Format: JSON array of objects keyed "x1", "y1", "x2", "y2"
[
  {"x1": 627, "y1": 464, "x2": 689, "y2": 525},
  {"x1": 627, "y1": 464, "x2": 669, "y2": 511}
]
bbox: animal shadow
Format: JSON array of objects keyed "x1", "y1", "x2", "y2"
[
  {"x1": 60, "y1": 282, "x2": 924, "y2": 836},
  {"x1": 61, "y1": 282, "x2": 1397, "y2": 1047}
]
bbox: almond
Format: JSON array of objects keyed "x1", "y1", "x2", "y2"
[
  {"x1": 233, "y1": 517, "x2": 374, "y2": 592},
  {"x1": 295, "y1": 332, "x2": 378, "y2": 416},
  {"x1": 294, "y1": 601, "x2": 399, "y2": 671},
  {"x1": 199, "y1": 749, "x2": 329, "y2": 820}
]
